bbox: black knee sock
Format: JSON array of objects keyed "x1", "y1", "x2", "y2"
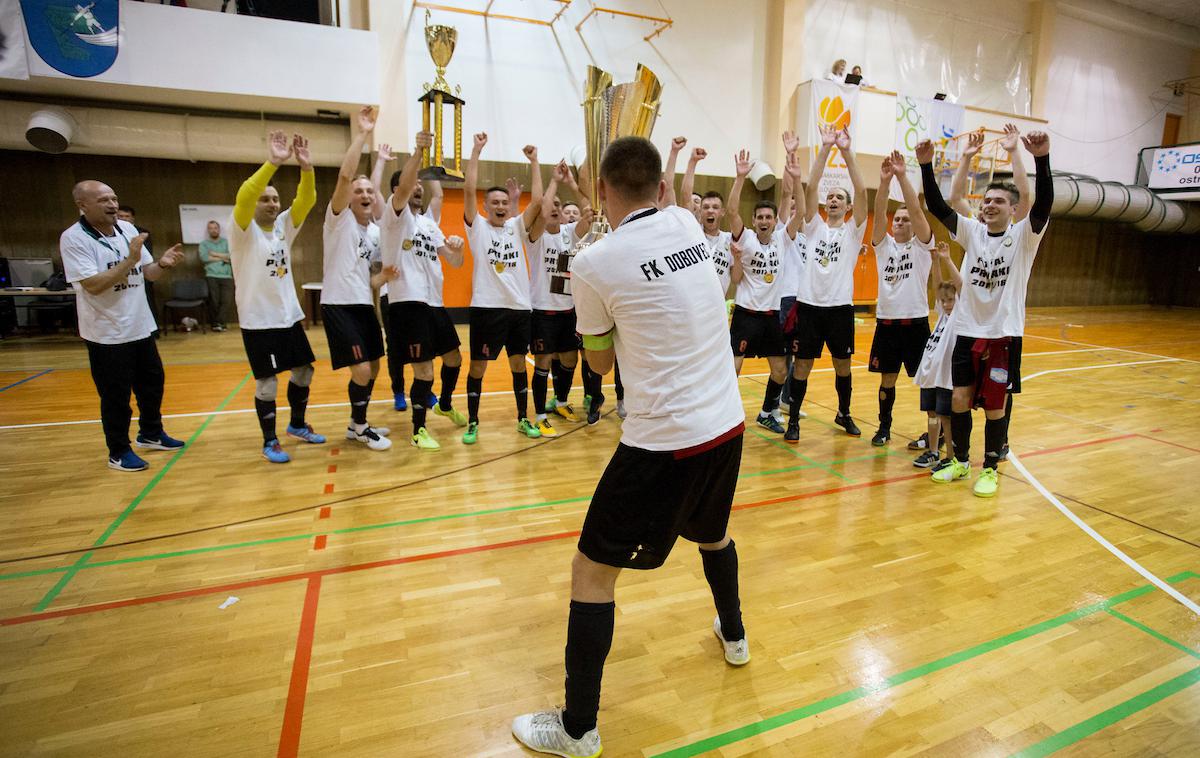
[
  {"x1": 513, "y1": 371, "x2": 529, "y2": 420},
  {"x1": 761, "y1": 379, "x2": 783, "y2": 415},
  {"x1": 614, "y1": 363, "x2": 624, "y2": 402},
  {"x1": 983, "y1": 417, "x2": 1005, "y2": 469},
  {"x1": 439, "y1": 364, "x2": 460, "y2": 410},
  {"x1": 1000, "y1": 393, "x2": 1013, "y2": 445},
  {"x1": 467, "y1": 375, "x2": 482, "y2": 423},
  {"x1": 348, "y1": 380, "x2": 371, "y2": 427},
  {"x1": 562, "y1": 600, "x2": 615, "y2": 740},
  {"x1": 951, "y1": 410, "x2": 972, "y2": 463},
  {"x1": 410, "y1": 378, "x2": 433, "y2": 435},
  {"x1": 788, "y1": 377, "x2": 808, "y2": 423},
  {"x1": 254, "y1": 398, "x2": 277, "y2": 444},
  {"x1": 287, "y1": 382, "x2": 309, "y2": 429},
  {"x1": 701, "y1": 541, "x2": 744, "y2": 641},
  {"x1": 835, "y1": 373, "x2": 852, "y2": 416},
  {"x1": 582, "y1": 360, "x2": 603, "y2": 405},
  {"x1": 532, "y1": 367, "x2": 550, "y2": 415},
  {"x1": 878, "y1": 385, "x2": 895, "y2": 429},
  {"x1": 554, "y1": 361, "x2": 576, "y2": 403}
]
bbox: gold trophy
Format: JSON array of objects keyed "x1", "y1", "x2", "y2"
[{"x1": 419, "y1": 11, "x2": 465, "y2": 181}]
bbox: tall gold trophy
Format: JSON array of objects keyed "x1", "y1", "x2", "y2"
[
  {"x1": 577, "y1": 63, "x2": 662, "y2": 243},
  {"x1": 419, "y1": 11, "x2": 464, "y2": 181}
]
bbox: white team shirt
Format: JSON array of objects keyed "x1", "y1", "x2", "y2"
[
  {"x1": 951, "y1": 216, "x2": 1045, "y2": 339},
  {"x1": 529, "y1": 225, "x2": 577, "y2": 311},
  {"x1": 572, "y1": 205, "x2": 743, "y2": 451},
  {"x1": 320, "y1": 205, "x2": 379, "y2": 306},
  {"x1": 731, "y1": 227, "x2": 797, "y2": 312},
  {"x1": 874, "y1": 234, "x2": 933, "y2": 319},
  {"x1": 227, "y1": 209, "x2": 306, "y2": 330},
  {"x1": 915, "y1": 301, "x2": 956, "y2": 390},
  {"x1": 60, "y1": 218, "x2": 157, "y2": 345},
  {"x1": 704, "y1": 230, "x2": 734, "y2": 295},
  {"x1": 466, "y1": 215, "x2": 531, "y2": 310},
  {"x1": 378, "y1": 201, "x2": 447, "y2": 305},
  {"x1": 799, "y1": 215, "x2": 866, "y2": 307}
]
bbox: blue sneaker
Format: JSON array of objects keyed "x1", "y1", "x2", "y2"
[
  {"x1": 427, "y1": 390, "x2": 439, "y2": 409},
  {"x1": 108, "y1": 449, "x2": 149, "y2": 472},
  {"x1": 394, "y1": 392, "x2": 408, "y2": 411},
  {"x1": 262, "y1": 440, "x2": 291, "y2": 464},
  {"x1": 286, "y1": 424, "x2": 326, "y2": 444},
  {"x1": 134, "y1": 432, "x2": 185, "y2": 451}
]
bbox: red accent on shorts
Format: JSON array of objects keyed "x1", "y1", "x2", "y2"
[
  {"x1": 673, "y1": 422, "x2": 746, "y2": 460},
  {"x1": 878, "y1": 318, "x2": 918, "y2": 326},
  {"x1": 971, "y1": 337, "x2": 1011, "y2": 411}
]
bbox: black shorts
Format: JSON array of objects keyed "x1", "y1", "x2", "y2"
[
  {"x1": 386, "y1": 300, "x2": 461, "y2": 364},
  {"x1": 950, "y1": 335, "x2": 1023, "y2": 394},
  {"x1": 869, "y1": 318, "x2": 932, "y2": 376},
  {"x1": 531, "y1": 310, "x2": 580, "y2": 355},
  {"x1": 787, "y1": 302, "x2": 855, "y2": 360},
  {"x1": 469, "y1": 307, "x2": 531, "y2": 361},
  {"x1": 920, "y1": 387, "x2": 953, "y2": 416},
  {"x1": 321, "y1": 304, "x2": 385, "y2": 369},
  {"x1": 730, "y1": 306, "x2": 785, "y2": 358},
  {"x1": 578, "y1": 425, "x2": 744, "y2": 570},
  {"x1": 241, "y1": 321, "x2": 316, "y2": 379}
]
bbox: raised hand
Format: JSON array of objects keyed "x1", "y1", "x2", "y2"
[
  {"x1": 888, "y1": 150, "x2": 907, "y2": 176},
  {"x1": 505, "y1": 177, "x2": 521, "y2": 197},
  {"x1": 267, "y1": 130, "x2": 292, "y2": 166},
  {"x1": 358, "y1": 105, "x2": 378, "y2": 133},
  {"x1": 734, "y1": 149, "x2": 753, "y2": 178},
  {"x1": 935, "y1": 241, "x2": 951, "y2": 259},
  {"x1": 472, "y1": 132, "x2": 488, "y2": 154},
  {"x1": 999, "y1": 123, "x2": 1020, "y2": 152},
  {"x1": 782, "y1": 129, "x2": 800, "y2": 154},
  {"x1": 963, "y1": 130, "x2": 984, "y2": 159},
  {"x1": 671, "y1": 136, "x2": 687, "y2": 153},
  {"x1": 522, "y1": 144, "x2": 538, "y2": 163},
  {"x1": 415, "y1": 130, "x2": 434, "y2": 151},
  {"x1": 445, "y1": 235, "x2": 465, "y2": 252},
  {"x1": 879, "y1": 155, "x2": 894, "y2": 180},
  {"x1": 292, "y1": 133, "x2": 312, "y2": 170},
  {"x1": 834, "y1": 127, "x2": 852, "y2": 151},
  {"x1": 819, "y1": 124, "x2": 838, "y2": 147},
  {"x1": 1022, "y1": 131, "x2": 1050, "y2": 157},
  {"x1": 128, "y1": 233, "x2": 149, "y2": 262},
  {"x1": 690, "y1": 147, "x2": 707, "y2": 164},
  {"x1": 377, "y1": 143, "x2": 394, "y2": 162},
  {"x1": 554, "y1": 160, "x2": 570, "y2": 182},
  {"x1": 786, "y1": 149, "x2": 804, "y2": 179},
  {"x1": 915, "y1": 138, "x2": 935, "y2": 165},
  {"x1": 158, "y1": 243, "x2": 185, "y2": 268}
]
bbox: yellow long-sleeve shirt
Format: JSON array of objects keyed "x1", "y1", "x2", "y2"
[{"x1": 233, "y1": 161, "x2": 316, "y2": 231}]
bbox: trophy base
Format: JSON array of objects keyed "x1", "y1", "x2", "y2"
[{"x1": 419, "y1": 166, "x2": 465, "y2": 183}]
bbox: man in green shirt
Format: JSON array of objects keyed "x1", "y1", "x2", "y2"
[{"x1": 199, "y1": 220, "x2": 234, "y2": 331}]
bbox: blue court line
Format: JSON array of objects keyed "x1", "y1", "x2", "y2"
[{"x1": 0, "y1": 369, "x2": 53, "y2": 393}]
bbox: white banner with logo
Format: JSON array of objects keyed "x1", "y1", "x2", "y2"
[
  {"x1": 1147, "y1": 145, "x2": 1200, "y2": 190},
  {"x1": 0, "y1": 0, "x2": 29, "y2": 80},
  {"x1": 891, "y1": 94, "x2": 965, "y2": 200},
  {"x1": 809, "y1": 79, "x2": 861, "y2": 202}
]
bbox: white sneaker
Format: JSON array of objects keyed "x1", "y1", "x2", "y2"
[
  {"x1": 713, "y1": 616, "x2": 750, "y2": 665},
  {"x1": 344, "y1": 424, "x2": 390, "y2": 441},
  {"x1": 347, "y1": 425, "x2": 392, "y2": 451},
  {"x1": 511, "y1": 708, "x2": 602, "y2": 758},
  {"x1": 616, "y1": 399, "x2": 626, "y2": 420}
]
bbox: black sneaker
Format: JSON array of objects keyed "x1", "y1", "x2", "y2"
[
  {"x1": 908, "y1": 432, "x2": 929, "y2": 451},
  {"x1": 871, "y1": 427, "x2": 890, "y2": 446},
  {"x1": 756, "y1": 413, "x2": 785, "y2": 434},
  {"x1": 997, "y1": 444, "x2": 1010, "y2": 462},
  {"x1": 587, "y1": 395, "x2": 605, "y2": 425},
  {"x1": 931, "y1": 457, "x2": 953, "y2": 472},
  {"x1": 834, "y1": 413, "x2": 861, "y2": 436},
  {"x1": 784, "y1": 420, "x2": 800, "y2": 444},
  {"x1": 912, "y1": 450, "x2": 939, "y2": 468}
]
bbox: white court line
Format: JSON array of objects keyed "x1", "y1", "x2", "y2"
[
  {"x1": 1021, "y1": 358, "x2": 1178, "y2": 382},
  {"x1": 1027, "y1": 333, "x2": 1200, "y2": 365}
]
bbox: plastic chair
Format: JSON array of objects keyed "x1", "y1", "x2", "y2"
[{"x1": 163, "y1": 278, "x2": 209, "y2": 333}]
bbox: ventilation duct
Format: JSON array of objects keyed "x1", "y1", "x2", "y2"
[{"x1": 1049, "y1": 174, "x2": 1200, "y2": 234}]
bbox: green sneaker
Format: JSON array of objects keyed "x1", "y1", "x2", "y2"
[
  {"x1": 434, "y1": 403, "x2": 468, "y2": 427},
  {"x1": 411, "y1": 427, "x2": 441, "y2": 450},
  {"x1": 973, "y1": 467, "x2": 999, "y2": 498},
  {"x1": 517, "y1": 418, "x2": 542, "y2": 439},
  {"x1": 462, "y1": 421, "x2": 479, "y2": 445},
  {"x1": 931, "y1": 457, "x2": 970, "y2": 483}
]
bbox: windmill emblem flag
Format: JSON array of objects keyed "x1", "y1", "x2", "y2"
[{"x1": 20, "y1": 0, "x2": 119, "y2": 77}]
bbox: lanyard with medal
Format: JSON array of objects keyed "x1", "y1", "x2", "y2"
[{"x1": 78, "y1": 217, "x2": 132, "y2": 259}]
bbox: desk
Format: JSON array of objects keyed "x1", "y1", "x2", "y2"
[
  {"x1": 0, "y1": 288, "x2": 76, "y2": 298},
  {"x1": 301, "y1": 283, "x2": 322, "y2": 329},
  {"x1": 0, "y1": 289, "x2": 76, "y2": 335}
]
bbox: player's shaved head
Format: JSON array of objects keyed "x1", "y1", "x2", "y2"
[
  {"x1": 73, "y1": 180, "x2": 120, "y2": 229},
  {"x1": 599, "y1": 137, "x2": 661, "y2": 202}
]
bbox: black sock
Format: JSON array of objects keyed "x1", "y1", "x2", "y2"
[
  {"x1": 513, "y1": 371, "x2": 529, "y2": 420},
  {"x1": 467, "y1": 375, "x2": 482, "y2": 423},
  {"x1": 396, "y1": 363, "x2": 406, "y2": 397},
  {"x1": 582, "y1": 360, "x2": 603, "y2": 405},
  {"x1": 532, "y1": 367, "x2": 550, "y2": 415},
  {"x1": 788, "y1": 377, "x2": 808, "y2": 423},
  {"x1": 562, "y1": 600, "x2": 615, "y2": 740},
  {"x1": 411, "y1": 378, "x2": 434, "y2": 435},
  {"x1": 983, "y1": 417, "x2": 1005, "y2": 469},
  {"x1": 440, "y1": 363, "x2": 460, "y2": 410},
  {"x1": 613, "y1": 363, "x2": 624, "y2": 402},
  {"x1": 951, "y1": 410, "x2": 972, "y2": 463},
  {"x1": 287, "y1": 381, "x2": 309, "y2": 429},
  {"x1": 254, "y1": 398, "x2": 277, "y2": 444},
  {"x1": 554, "y1": 361, "x2": 576, "y2": 403},
  {"x1": 701, "y1": 541, "x2": 744, "y2": 641},
  {"x1": 835, "y1": 373, "x2": 852, "y2": 416},
  {"x1": 878, "y1": 385, "x2": 895, "y2": 429},
  {"x1": 1000, "y1": 393, "x2": 1013, "y2": 446},
  {"x1": 761, "y1": 379, "x2": 783, "y2": 415},
  {"x1": 348, "y1": 380, "x2": 371, "y2": 427}
]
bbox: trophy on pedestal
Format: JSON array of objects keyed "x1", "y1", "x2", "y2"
[{"x1": 419, "y1": 11, "x2": 465, "y2": 181}]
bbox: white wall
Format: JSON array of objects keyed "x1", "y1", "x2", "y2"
[{"x1": 1044, "y1": 11, "x2": 1191, "y2": 183}]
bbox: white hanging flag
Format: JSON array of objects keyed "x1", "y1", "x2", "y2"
[
  {"x1": 809, "y1": 79, "x2": 861, "y2": 202},
  {"x1": 892, "y1": 94, "x2": 964, "y2": 200}
]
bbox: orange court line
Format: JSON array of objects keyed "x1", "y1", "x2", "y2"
[{"x1": 276, "y1": 576, "x2": 322, "y2": 758}]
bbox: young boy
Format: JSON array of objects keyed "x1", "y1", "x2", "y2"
[{"x1": 912, "y1": 242, "x2": 961, "y2": 468}]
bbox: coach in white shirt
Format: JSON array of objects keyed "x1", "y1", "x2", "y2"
[{"x1": 60, "y1": 181, "x2": 185, "y2": 472}]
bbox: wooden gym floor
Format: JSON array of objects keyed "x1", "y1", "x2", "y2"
[{"x1": 0, "y1": 305, "x2": 1198, "y2": 757}]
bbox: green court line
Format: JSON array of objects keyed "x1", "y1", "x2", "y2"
[
  {"x1": 651, "y1": 572, "x2": 1199, "y2": 758},
  {"x1": 1008, "y1": 666, "x2": 1200, "y2": 758},
  {"x1": 750, "y1": 428, "x2": 851, "y2": 482},
  {"x1": 1106, "y1": 608, "x2": 1200, "y2": 660},
  {"x1": 30, "y1": 373, "x2": 252, "y2": 611}
]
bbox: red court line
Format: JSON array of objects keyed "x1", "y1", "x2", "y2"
[
  {"x1": 318, "y1": 507, "x2": 331, "y2": 519},
  {"x1": 0, "y1": 434, "x2": 1139, "y2": 629},
  {"x1": 1137, "y1": 433, "x2": 1200, "y2": 455},
  {"x1": 327, "y1": 465, "x2": 337, "y2": 474},
  {"x1": 313, "y1": 535, "x2": 327, "y2": 551},
  {"x1": 323, "y1": 484, "x2": 334, "y2": 495},
  {"x1": 277, "y1": 576, "x2": 322, "y2": 758}
]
